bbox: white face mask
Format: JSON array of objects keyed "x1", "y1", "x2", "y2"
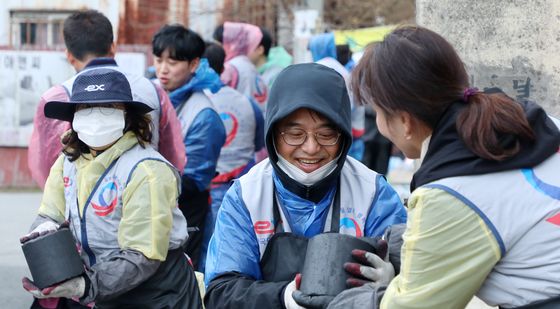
[
  {"x1": 72, "y1": 107, "x2": 125, "y2": 148},
  {"x1": 277, "y1": 154, "x2": 338, "y2": 186}
]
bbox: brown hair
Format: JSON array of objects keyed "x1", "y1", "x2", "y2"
[
  {"x1": 62, "y1": 107, "x2": 153, "y2": 161},
  {"x1": 352, "y1": 25, "x2": 535, "y2": 161}
]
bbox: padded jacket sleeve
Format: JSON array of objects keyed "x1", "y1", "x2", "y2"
[
  {"x1": 184, "y1": 108, "x2": 226, "y2": 191},
  {"x1": 204, "y1": 181, "x2": 288, "y2": 308},
  {"x1": 364, "y1": 175, "x2": 407, "y2": 237}
]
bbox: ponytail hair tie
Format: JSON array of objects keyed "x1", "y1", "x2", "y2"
[{"x1": 463, "y1": 87, "x2": 479, "y2": 102}]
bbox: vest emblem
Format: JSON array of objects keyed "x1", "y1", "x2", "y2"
[
  {"x1": 220, "y1": 112, "x2": 239, "y2": 147},
  {"x1": 340, "y1": 217, "x2": 363, "y2": 237},
  {"x1": 91, "y1": 180, "x2": 119, "y2": 217}
]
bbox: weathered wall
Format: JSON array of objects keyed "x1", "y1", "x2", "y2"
[
  {"x1": 0, "y1": 0, "x2": 120, "y2": 47},
  {"x1": 417, "y1": 0, "x2": 560, "y2": 116}
]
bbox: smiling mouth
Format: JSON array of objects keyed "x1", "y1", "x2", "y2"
[{"x1": 299, "y1": 159, "x2": 320, "y2": 164}]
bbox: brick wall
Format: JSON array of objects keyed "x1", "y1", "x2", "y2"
[
  {"x1": 0, "y1": 148, "x2": 36, "y2": 188},
  {"x1": 117, "y1": 0, "x2": 189, "y2": 45}
]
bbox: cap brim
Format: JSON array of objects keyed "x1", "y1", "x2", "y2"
[{"x1": 44, "y1": 100, "x2": 154, "y2": 122}]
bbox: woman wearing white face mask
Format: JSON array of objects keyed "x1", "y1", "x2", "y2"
[
  {"x1": 21, "y1": 68, "x2": 202, "y2": 308},
  {"x1": 204, "y1": 63, "x2": 407, "y2": 309}
]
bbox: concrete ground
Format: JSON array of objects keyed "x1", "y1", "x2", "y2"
[
  {"x1": 0, "y1": 191, "x2": 40, "y2": 308},
  {"x1": 0, "y1": 191, "x2": 494, "y2": 308}
]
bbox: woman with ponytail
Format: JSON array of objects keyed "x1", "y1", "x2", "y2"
[{"x1": 328, "y1": 25, "x2": 560, "y2": 309}]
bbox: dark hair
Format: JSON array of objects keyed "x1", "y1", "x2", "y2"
[
  {"x1": 62, "y1": 107, "x2": 153, "y2": 161},
  {"x1": 353, "y1": 25, "x2": 535, "y2": 161},
  {"x1": 213, "y1": 24, "x2": 224, "y2": 43},
  {"x1": 63, "y1": 10, "x2": 113, "y2": 61},
  {"x1": 203, "y1": 42, "x2": 226, "y2": 74},
  {"x1": 152, "y1": 24, "x2": 205, "y2": 61},
  {"x1": 336, "y1": 44, "x2": 352, "y2": 66},
  {"x1": 260, "y1": 27, "x2": 273, "y2": 57}
]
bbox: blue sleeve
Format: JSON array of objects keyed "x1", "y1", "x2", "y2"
[
  {"x1": 204, "y1": 181, "x2": 262, "y2": 285},
  {"x1": 184, "y1": 108, "x2": 226, "y2": 191},
  {"x1": 364, "y1": 175, "x2": 407, "y2": 237},
  {"x1": 249, "y1": 98, "x2": 265, "y2": 152}
]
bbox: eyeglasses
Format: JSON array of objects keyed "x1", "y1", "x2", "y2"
[
  {"x1": 280, "y1": 128, "x2": 341, "y2": 146},
  {"x1": 75, "y1": 104, "x2": 123, "y2": 116}
]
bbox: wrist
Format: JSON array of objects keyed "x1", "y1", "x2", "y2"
[{"x1": 78, "y1": 274, "x2": 91, "y2": 303}]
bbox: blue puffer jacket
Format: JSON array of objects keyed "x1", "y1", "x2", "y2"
[{"x1": 205, "y1": 171, "x2": 406, "y2": 284}]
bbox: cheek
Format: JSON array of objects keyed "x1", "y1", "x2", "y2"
[
  {"x1": 275, "y1": 140, "x2": 292, "y2": 159},
  {"x1": 327, "y1": 144, "x2": 341, "y2": 160},
  {"x1": 376, "y1": 116, "x2": 391, "y2": 140}
]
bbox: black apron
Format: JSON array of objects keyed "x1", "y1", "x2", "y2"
[
  {"x1": 94, "y1": 249, "x2": 202, "y2": 309},
  {"x1": 260, "y1": 183, "x2": 340, "y2": 282}
]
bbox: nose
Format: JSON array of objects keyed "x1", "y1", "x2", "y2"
[
  {"x1": 157, "y1": 62, "x2": 169, "y2": 74},
  {"x1": 300, "y1": 133, "x2": 321, "y2": 154}
]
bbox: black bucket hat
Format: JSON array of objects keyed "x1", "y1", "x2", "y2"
[{"x1": 45, "y1": 68, "x2": 153, "y2": 121}]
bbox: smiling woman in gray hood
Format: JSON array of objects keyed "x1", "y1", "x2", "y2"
[{"x1": 203, "y1": 63, "x2": 406, "y2": 309}]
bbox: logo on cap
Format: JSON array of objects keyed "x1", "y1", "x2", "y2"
[{"x1": 84, "y1": 84, "x2": 105, "y2": 92}]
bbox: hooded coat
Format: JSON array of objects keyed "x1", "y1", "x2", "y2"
[{"x1": 204, "y1": 63, "x2": 406, "y2": 309}]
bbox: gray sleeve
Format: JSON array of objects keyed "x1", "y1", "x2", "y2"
[
  {"x1": 81, "y1": 249, "x2": 161, "y2": 304},
  {"x1": 384, "y1": 223, "x2": 406, "y2": 275},
  {"x1": 327, "y1": 284, "x2": 386, "y2": 309}
]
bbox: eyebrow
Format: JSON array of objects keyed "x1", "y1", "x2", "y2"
[{"x1": 281, "y1": 121, "x2": 336, "y2": 129}]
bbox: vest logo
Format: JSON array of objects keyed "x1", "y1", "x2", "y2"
[
  {"x1": 339, "y1": 217, "x2": 363, "y2": 237},
  {"x1": 253, "y1": 77, "x2": 268, "y2": 105},
  {"x1": 63, "y1": 176, "x2": 72, "y2": 188},
  {"x1": 91, "y1": 181, "x2": 118, "y2": 217},
  {"x1": 220, "y1": 112, "x2": 239, "y2": 147},
  {"x1": 84, "y1": 84, "x2": 105, "y2": 92},
  {"x1": 254, "y1": 220, "x2": 275, "y2": 235},
  {"x1": 546, "y1": 213, "x2": 560, "y2": 226}
]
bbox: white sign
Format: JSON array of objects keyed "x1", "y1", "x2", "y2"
[{"x1": 0, "y1": 51, "x2": 146, "y2": 147}]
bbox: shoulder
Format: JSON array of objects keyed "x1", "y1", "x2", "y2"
[
  {"x1": 41, "y1": 84, "x2": 69, "y2": 101},
  {"x1": 240, "y1": 159, "x2": 272, "y2": 181},
  {"x1": 342, "y1": 156, "x2": 379, "y2": 182}
]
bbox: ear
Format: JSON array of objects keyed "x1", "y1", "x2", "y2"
[
  {"x1": 65, "y1": 49, "x2": 75, "y2": 65},
  {"x1": 399, "y1": 111, "x2": 415, "y2": 140},
  {"x1": 256, "y1": 45, "x2": 265, "y2": 56},
  {"x1": 400, "y1": 111, "x2": 432, "y2": 141},
  {"x1": 107, "y1": 42, "x2": 116, "y2": 57},
  {"x1": 65, "y1": 49, "x2": 81, "y2": 71},
  {"x1": 189, "y1": 58, "x2": 200, "y2": 73}
]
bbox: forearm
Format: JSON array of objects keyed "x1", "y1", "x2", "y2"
[
  {"x1": 81, "y1": 249, "x2": 160, "y2": 304},
  {"x1": 380, "y1": 188, "x2": 500, "y2": 309},
  {"x1": 205, "y1": 272, "x2": 288, "y2": 309}
]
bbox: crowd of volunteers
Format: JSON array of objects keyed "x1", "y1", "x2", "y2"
[{"x1": 22, "y1": 9, "x2": 560, "y2": 309}]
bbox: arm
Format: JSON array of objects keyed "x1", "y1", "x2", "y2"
[
  {"x1": 154, "y1": 83, "x2": 187, "y2": 173},
  {"x1": 364, "y1": 175, "x2": 407, "y2": 237},
  {"x1": 183, "y1": 109, "x2": 226, "y2": 192},
  {"x1": 37, "y1": 155, "x2": 66, "y2": 222},
  {"x1": 379, "y1": 187, "x2": 500, "y2": 309},
  {"x1": 28, "y1": 87, "x2": 70, "y2": 189},
  {"x1": 204, "y1": 182, "x2": 288, "y2": 309},
  {"x1": 82, "y1": 160, "x2": 180, "y2": 303}
]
